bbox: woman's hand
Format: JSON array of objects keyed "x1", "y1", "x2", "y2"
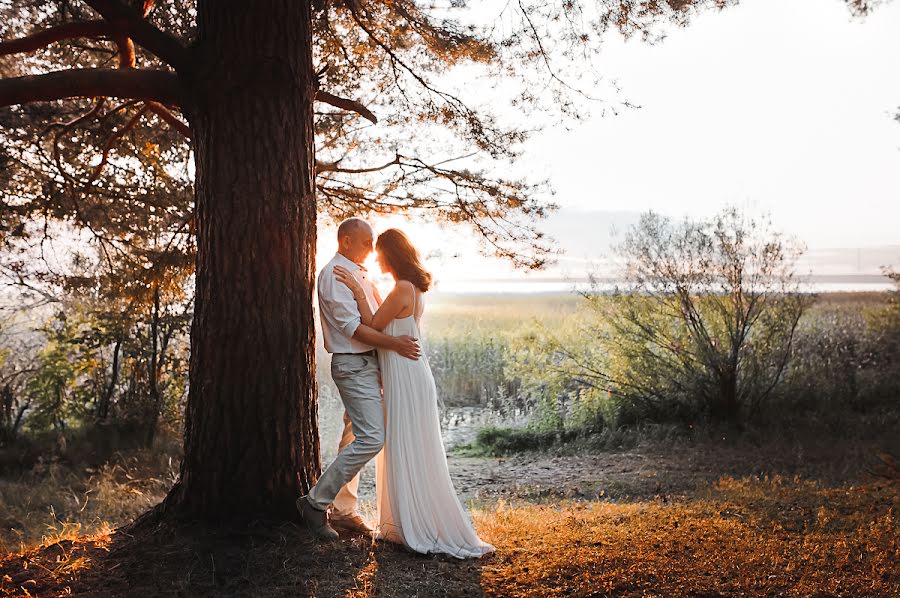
[{"x1": 334, "y1": 265, "x2": 365, "y2": 298}]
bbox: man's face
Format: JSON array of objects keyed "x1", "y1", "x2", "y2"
[{"x1": 342, "y1": 225, "x2": 374, "y2": 264}]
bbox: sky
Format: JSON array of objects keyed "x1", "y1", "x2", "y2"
[
  {"x1": 318, "y1": 0, "x2": 900, "y2": 290},
  {"x1": 529, "y1": 0, "x2": 900, "y2": 244}
]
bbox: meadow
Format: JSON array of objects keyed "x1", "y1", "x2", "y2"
[
  {"x1": 423, "y1": 292, "x2": 580, "y2": 407},
  {"x1": 422, "y1": 290, "x2": 899, "y2": 443},
  {"x1": 1, "y1": 290, "x2": 898, "y2": 596}
]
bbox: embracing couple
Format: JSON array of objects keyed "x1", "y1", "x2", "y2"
[{"x1": 296, "y1": 217, "x2": 494, "y2": 559}]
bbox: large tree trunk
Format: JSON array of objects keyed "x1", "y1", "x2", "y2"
[{"x1": 160, "y1": 0, "x2": 320, "y2": 520}]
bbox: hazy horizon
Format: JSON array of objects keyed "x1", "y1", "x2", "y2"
[{"x1": 318, "y1": 206, "x2": 899, "y2": 293}]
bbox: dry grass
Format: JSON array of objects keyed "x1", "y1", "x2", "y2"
[
  {"x1": 0, "y1": 474, "x2": 896, "y2": 597},
  {"x1": 0, "y1": 451, "x2": 177, "y2": 554},
  {"x1": 479, "y1": 477, "x2": 898, "y2": 597}
]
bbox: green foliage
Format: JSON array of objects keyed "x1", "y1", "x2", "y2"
[
  {"x1": 471, "y1": 425, "x2": 580, "y2": 455},
  {"x1": 870, "y1": 268, "x2": 900, "y2": 356},
  {"x1": 504, "y1": 309, "x2": 607, "y2": 432},
  {"x1": 5, "y1": 279, "x2": 898, "y2": 453},
  {"x1": 513, "y1": 208, "x2": 812, "y2": 428},
  {"x1": 422, "y1": 274, "x2": 899, "y2": 445},
  {"x1": 463, "y1": 421, "x2": 688, "y2": 456},
  {"x1": 4, "y1": 287, "x2": 189, "y2": 446},
  {"x1": 23, "y1": 314, "x2": 95, "y2": 434}
]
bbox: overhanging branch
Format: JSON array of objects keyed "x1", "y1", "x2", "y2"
[
  {"x1": 315, "y1": 90, "x2": 377, "y2": 124},
  {"x1": 0, "y1": 21, "x2": 118, "y2": 56},
  {"x1": 0, "y1": 68, "x2": 182, "y2": 108},
  {"x1": 316, "y1": 154, "x2": 399, "y2": 174},
  {"x1": 88, "y1": 103, "x2": 150, "y2": 183}
]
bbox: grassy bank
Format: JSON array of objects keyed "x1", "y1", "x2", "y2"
[{"x1": 463, "y1": 407, "x2": 900, "y2": 458}]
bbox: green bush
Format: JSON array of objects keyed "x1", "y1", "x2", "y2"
[
  {"x1": 472, "y1": 425, "x2": 580, "y2": 455},
  {"x1": 510, "y1": 209, "x2": 813, "y2": 428}
]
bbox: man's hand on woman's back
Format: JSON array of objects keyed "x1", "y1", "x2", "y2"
[{"x1": 392, "y1": 335, "x2": 421, "y2": 360}]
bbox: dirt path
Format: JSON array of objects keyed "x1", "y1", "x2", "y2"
[{"x1": 354, "y1": 435, "x2": 895, "y2": 506}]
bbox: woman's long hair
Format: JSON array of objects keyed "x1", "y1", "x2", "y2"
[{"x1": 376, "y1": 229, "x2": 433, "y2": 292}]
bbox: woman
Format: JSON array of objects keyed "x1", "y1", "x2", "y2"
[{"x1": 333, "y1": 228, "x2": 494, "y2": 559}]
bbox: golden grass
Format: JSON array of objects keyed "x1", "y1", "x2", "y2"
[
  {"x1": 476, "y1": 477, "x2": 898, "y2": 596},
  {"x1": 1, "y1": 475, "x2": 896, "y2": 597},
  {"x1": 425, "y1": 292, "x2": 582, "y2": 336}
]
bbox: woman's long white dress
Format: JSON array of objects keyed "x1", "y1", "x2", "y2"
[{"x1": 375, "y1": 291, "x2": 495, "y2": 559}]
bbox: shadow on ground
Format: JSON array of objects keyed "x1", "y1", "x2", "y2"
[{"x1": 0, "y1": 521, "x2": 488, "y2": 597}]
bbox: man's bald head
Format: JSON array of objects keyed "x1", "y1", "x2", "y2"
[
  {"x1": 337, "y1": 217, "x2": 371, "y2": 240},
  {"x1": 336, "y1": 217, "x2": 375, "y2": 264}
]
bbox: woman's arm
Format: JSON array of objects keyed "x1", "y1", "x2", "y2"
[{"x1": 334, "y1": 267, "x2": 413, "y2": 332}]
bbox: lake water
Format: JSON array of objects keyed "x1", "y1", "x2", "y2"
[{"x1": 433, "y1": 278, "x2": 896, "y2": 295}]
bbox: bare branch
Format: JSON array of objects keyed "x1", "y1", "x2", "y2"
[
  {"x1": 38, "y1": 97, "x2": 107, "y2": 139},
  {"x1": 316, "y1": 154, "x2": 398, "y2": 174},
  {"x1": 0, "y1": 21, "x2": 118, "y2": 56},
  {"x1": 88, "y1": 104, "x2": 150, "y2": 184},
  {"x1": 115, "y1": 36, "x2": 136, "y2": 68},
  {"x1": 0, "y1": 68, "x2": 181, "y2": 108},
  {"x1": 146, "y1": 101, "x2": 190, "y2": 138},
  {"x1": 315, "y1": 89, "x2": 377, "y2": 124},
  {"x1": 84, "y1": 0, "x2": 190, "y2": 72}
]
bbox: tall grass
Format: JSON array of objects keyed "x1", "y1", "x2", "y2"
[
  {"x1": 423, "y1": 292, "x2": 579, "y2": 413},
  {"x1": 0, "y1": 443, "x2": 178, "y2": 553}
]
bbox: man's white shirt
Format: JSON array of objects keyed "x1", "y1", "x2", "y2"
[{"x1": 317, "y1": 252, "x2": 379, "y2": 354}]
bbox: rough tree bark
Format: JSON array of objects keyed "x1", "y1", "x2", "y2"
[{"x1": 157, "y1": 0, "x2": 320, "y2": 520}]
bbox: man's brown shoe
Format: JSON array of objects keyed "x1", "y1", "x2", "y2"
[
  {"x1": 297, "y1": 495, "x2": 339, "y2": 540},
  {"x1": 330, "y1": 512, "x2": 375, "y2": 536}
]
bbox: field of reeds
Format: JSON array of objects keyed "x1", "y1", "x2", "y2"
[
  {"x1": 423, "y1": 292, "x2": 580, "y2": 407},
  {"x1": 422, "y1": 291, "x2": 900, "y2": 446}
]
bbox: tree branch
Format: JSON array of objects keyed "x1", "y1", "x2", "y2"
[
  {"x1": 315, "y1": 89, "x2": 377, "y2": 124},
  {"x1": 88, "y1": 104, "x2": 150, "y2": 184},
  {"x1": 316, "y1": 154, "x2": 398, "y2": 174},
  {"x1": 146, "y1": 101, "x2": 191, "y2": 138},
  {"x1": 84, "y1": 0, "x2": 189, "y2": 72},
  {"x1": 0, "y1": 21, "x2": 118, "y2": 56},
  {"x1": 115, "y1": 36, "x2": 136, "y2": 68},
  {"x1": 0, "y1": 68, "x2": 181, "y2": 108}
]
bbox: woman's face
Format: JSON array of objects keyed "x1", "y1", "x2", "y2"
[{"x1": 376, "y1": 250, "x2": 391, "y2": 276}]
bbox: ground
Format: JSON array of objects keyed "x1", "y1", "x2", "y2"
[{"x1": 1, "y1": 437, "x2": 898, "y2": 597}]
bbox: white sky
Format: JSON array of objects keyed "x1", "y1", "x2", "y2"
[
  {"x1": 320, "y1": 0, "x2": 900, "y2": 287},
  {"x1": 523, "y1": 0, "x2": 900, "y2": 248}
]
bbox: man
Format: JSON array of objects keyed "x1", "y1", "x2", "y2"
[{"x1": 297, "y1": 217, "x2": 421, "y2": 540}]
